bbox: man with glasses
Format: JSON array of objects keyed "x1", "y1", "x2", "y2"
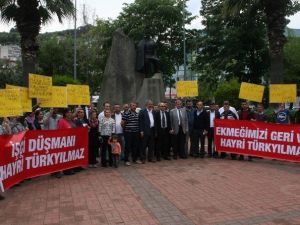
[
  {"x1": 170, "y1": 99, "x2": 189, "y2": 159},
  {"x1": 238, "y1": 101, "x2": 255, "y2": 161},
  {"x1": 155, "y1": 102, "x2": 171, "y2": 160}
]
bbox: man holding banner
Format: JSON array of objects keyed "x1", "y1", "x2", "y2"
[
  {"x1": 275, "y1": 103, "x2": 290, "y2": 124},
  {"x1": 238, "y1": 101, "x2": 255, "y2": 161}
]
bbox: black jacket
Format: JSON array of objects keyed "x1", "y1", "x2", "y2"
[
  {"x1": 193, "y1": 109, "x2": 209, "y2": 130},
  {"x1": 139, "y1": 108, "x2": 155, "y2": 136},
  {"x1": 154, "y1": 110, "x2": 171, "y2": 134}
]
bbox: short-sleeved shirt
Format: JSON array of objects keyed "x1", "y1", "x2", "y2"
[
  {"x1": 220, "y1": 110, "x2": 237, "y2": 120},
  {"x1": 122, "y1": 111, "x2": 139, "y2": 133}
]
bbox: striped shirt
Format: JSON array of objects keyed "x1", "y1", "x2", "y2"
[{"x1": 122, "y1": 110, "x2": 139, "y2": 133}]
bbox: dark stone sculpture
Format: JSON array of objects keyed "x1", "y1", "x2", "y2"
[
  {"x1": 136, "y1": 36, "x2": 160, "y2": 78},
  {"x1": 99, "y1": 30, "x2": 164, "y2": 107}
]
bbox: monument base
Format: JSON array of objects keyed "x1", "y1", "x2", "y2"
[{"x1": 136, "y1": 73, "x2": 165, "y2": 105}]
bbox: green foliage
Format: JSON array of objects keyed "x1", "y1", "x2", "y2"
[
  {"x1": 284, "y1": 31, "x2": 300, "y2": 94},
  {"x1": 0, "y1": 0, "x2": 75, "y2": 84},
  {"x1": 52, "y1": 75, "x2": 80, "y2": 86},
  {"x1": 222, "y1": 0, "x2": 300, "y2": 84},
  {"x1": 0, "y1": 30, "x2": 20, "y2": 45},
  {"x1": 37, "y1": 36, "x2": 73, "y2": 76},
  {"x1": 0, "y1": 60, "x2": 23, "y2": 88},
  {"x1": 37, "y1": 20, "x2": 116, "y2": 94},
  {"x1": 194, "y1": 0, "x2": 269, "y2": 91},
  {"x1": 214, "y1": 78, "x2": 240, "y2": 109}
]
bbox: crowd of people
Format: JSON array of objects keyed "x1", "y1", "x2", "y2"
[{"x1": 0, "y1": 99, "x2": 300, "y2": 201}]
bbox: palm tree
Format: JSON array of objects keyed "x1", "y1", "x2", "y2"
[
  {"x1": 0, "y1": 0, "x2": 74, "y2": 84},
  {"x1": 223, "y1": 0, "x2": 300, "y2": 84}
]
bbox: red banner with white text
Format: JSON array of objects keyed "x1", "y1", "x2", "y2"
[
  {"x1": 215, "y1": 119, "x2": 300, "y2": 163},
  {"x1": 0, "y1": 127, "x2": 88, "y2": 191}
]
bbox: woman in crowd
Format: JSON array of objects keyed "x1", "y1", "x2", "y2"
[
  {"x1": 24, "y1": 112, "x2": 36, "y2": 130},
  {"x1": 99, "y1": 109, "x2": 115, "y2": 167},
  {"x1": 34, "y1": 110, "x2": 44, "y2": 130},
  {"x1": 58, "y1": 108, "x2": 76, "y2": 175},
  {"x1": 89, "y1": 110, "x2": 100, "y2": 167},
  {"x1": 0, "y1": 118, "x2": 10, "y2": 200},
  {"x1": 0, "y1": 116, "x2": 26, "y2": 200}
]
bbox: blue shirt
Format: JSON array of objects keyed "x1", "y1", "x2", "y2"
[{"x1": 276, "y1": 109, "x2": 289, "y2": 124}]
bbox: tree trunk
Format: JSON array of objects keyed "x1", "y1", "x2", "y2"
[
  {"x1": 21, "y1": 38, "x2": 38, "y2": 85},
  {"x1": 264, "y1": 0, "x2": 287, "y2": 84},
  {"x1": 16, "y1": 0, "x2": 41, "y2": 85}
]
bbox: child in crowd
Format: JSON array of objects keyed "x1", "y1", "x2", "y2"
[{"x1": 109, "y1": 135, "x2": 121, "y2": 168}]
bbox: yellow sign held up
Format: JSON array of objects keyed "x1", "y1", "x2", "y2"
[
  {"x1": 6, "y1": 84, "x2": 32, "y2": 112},
  {"x1": 67, "y1": 85, "x2": 90, "y2": 105},
  {"x1": 28, "y1": 73, "x2": 52, "y2": 98},
  {"x1": 0, "y1": 89, "x2": 22, "y2": 117},
  {"x1": 239, "y1": 82, "x2": 265, "y2": 103},
  {"x1": 176, "y1": 81, "x2": 198, "y2": 97},
  {"x1": 39, "y1": 86, "x2": 68, "y2": 108},
  {"x1": 269, "y1": 84, "x2": 297, "y2": 103}
]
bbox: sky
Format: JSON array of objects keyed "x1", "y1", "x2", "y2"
[{"x1": 0, "y1": 0, "x2": 300, "y2": 33}]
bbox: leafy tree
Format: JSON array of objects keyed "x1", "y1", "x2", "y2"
[
  {"x1": 77, "y1": 19, "x2": 118, "y2": 94},
  {"x1": 284, "y1": 30, "x2": 300, "y2": 94},
  {"x1": 214, "y1": 78, "x2": 240, "y2": 109},
  {"x1": 53, "y1": 75, "x2": 80, "y2": 86},
  {"x1": 223, "y1": 0, "x2": 300, "y2": 84},
  {"x1": 0, "y1": 29, "x2": 20, "y2": 45},
  {"x1": 0, "y1": 59, "x2": 23, "y2": 88},
  {"x1": 118, "y1": 0, "x2": 196, "y2": 80},
  {"x1": 0, "y1": 0, "x2": 74, "y2": 84},
  {"x1": 195, "y1": 0, "x2": 269, "y2": 91},
  {"x1": 38, "y1": 36, "x2": 73, "y2": 76}
]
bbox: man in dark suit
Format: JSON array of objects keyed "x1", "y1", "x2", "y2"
[
  {"x1": 207, "y1": 102, "x2": 220, "y2": 158},
  {"x1": 192, "y1": 100, "x2": 209, "y2": 158},
  {"x1": 139, "y1": 99, "x2": 156, "y2": 163},
  {"x1": 170, "y1": 99, "x2": 189, "y2": 159},
  {"x1": 155, "y1": 102, "x2": 171, "y2": 160}
]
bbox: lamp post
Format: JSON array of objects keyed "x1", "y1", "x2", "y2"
[
  {"x1": 183, "y1": 0, "x2": 187, "y2": 81},
  {"x1": 73, "y1": 0, "x2": 77, "y2": 80}
]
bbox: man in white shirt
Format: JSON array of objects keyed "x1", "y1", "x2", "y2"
[
  {"x1": 98, "y1": 102, "x2": 111, "y2": 121},
  {"x1": 112, "y1": 104, "x2": 125, "y2": 160},
  {"x1": 207, "y1": 102, "x2": 220, "y2": 158},
  {"x1": 218, "y1": 100, "x2": 239, "y2": 119},
  {"x1": 139, "y1": 100, "x2": 156, "y2": 163}
]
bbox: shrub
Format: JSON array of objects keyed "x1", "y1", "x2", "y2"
[
  {"x1": 52, "y1": 75, "x2": 81, "y2": 86},
  {"x1": 214, "y1": 78, "x2": 240, "y2": 109}
]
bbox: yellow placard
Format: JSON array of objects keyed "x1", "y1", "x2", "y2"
[
  {"x1": 0, "y1": 89, "x2": 22, "y2": 117},
  {"x1": 269, "y1": 84, "x2": 297, "y2": 103},
  {"x1": 239, "y1": 82, "x2": 265, "y2": 103},
  {"x1": 6, "y1": 84, "x2": 32, "y2": 112},
  {"x1": 176, "y1": 81, "x2": 198, "y2": 97},
  {"x1": 39, "y1": 86, "x2": 67, "y2": 108},
  {"x1": 28, "y1": 73, "x2": 52, "y2": 98},
  {"x1": 67, "y1": 85, "x2": 90, "y2": 105}
]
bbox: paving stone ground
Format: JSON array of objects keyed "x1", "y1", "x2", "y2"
[{"x1": 1, "y1": 158, "x2": 300, "y2": 225}]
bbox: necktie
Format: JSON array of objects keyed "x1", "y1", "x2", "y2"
[
  {"x1": 179, "y1": 109, "x2": 182, "y2": 126},
  {"x1": 162, "y1": 112, "x2": 166, "y2": 128}
]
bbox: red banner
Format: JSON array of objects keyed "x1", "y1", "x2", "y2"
[
  {"x1": 215, "y1": 119, "x2": 300, "y2": 163},
  {"x1": 0, "y1": 127, "x2": 88, "y2": 191}
]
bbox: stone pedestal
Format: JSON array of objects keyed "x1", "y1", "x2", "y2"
[{"x1": 136, "y1": 73, "x2": 165, "y2": 105}]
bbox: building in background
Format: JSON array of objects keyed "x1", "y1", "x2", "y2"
[{"x1": 0, "y1": 45, "x2": 21, "y2": 64}]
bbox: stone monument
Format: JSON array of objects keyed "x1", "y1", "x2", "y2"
[{"x1": 99, "y1": 29, "x2": 164, "y2": 107}]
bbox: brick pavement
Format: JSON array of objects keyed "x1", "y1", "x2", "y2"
[{"x1": 0, "y1": 158, "x2": 300, "y2": 225}]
